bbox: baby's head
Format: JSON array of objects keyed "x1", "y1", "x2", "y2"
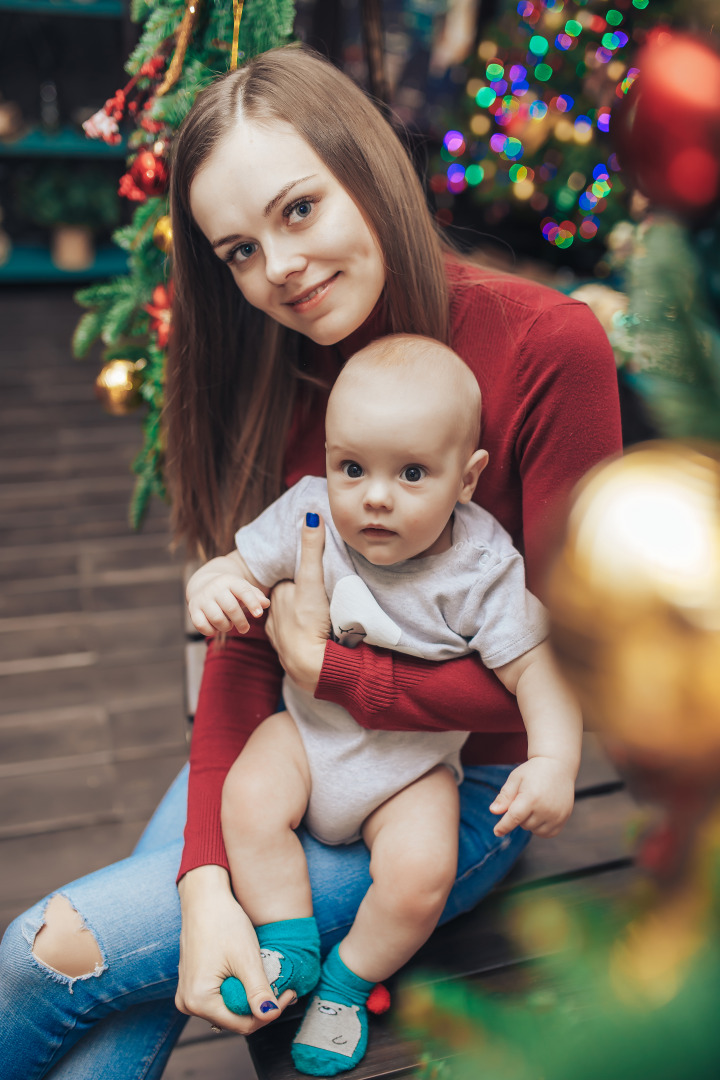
[{"x1": 325, "y1": 334, "x2": 488, "y2": 565}]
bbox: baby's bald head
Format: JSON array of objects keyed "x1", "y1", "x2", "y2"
[{"x1": 328, "y1": 334, "x2": 482, "y2": 459}]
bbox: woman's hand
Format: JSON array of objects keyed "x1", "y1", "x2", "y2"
[
  {"x1": 265, "y1": 515, "x2": 331, "y2": 694},
  {"x1": 176, "y1": 865, "x2": 296, "y2": 1033}
]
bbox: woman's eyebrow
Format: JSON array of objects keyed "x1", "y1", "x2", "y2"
[{"x1": 263, "y1": 175, "x2": 316, "y2": 217}]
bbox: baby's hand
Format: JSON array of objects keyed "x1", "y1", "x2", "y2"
[
  {"x1": 187, "y1": 556, "x2": 270, "y2": 636},
  {"x1": 489, "y1": 757, "x2": 576, "y2": 839}
]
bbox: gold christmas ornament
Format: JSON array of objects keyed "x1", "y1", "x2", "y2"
[
  {"x1": 95, "y1": 359, "x2": 145, "y2": 415},
  {"x1": 152, "y1": 215, "x2": 173, "y2": 254},
  {"x1": 547, "y1": 442, "x2": 720, "y2": 774}
]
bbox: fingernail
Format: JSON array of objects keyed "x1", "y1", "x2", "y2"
[
  {"x1": 260, "y1": 1001, "x2": 278, "y2": 1013},
  {"x1": 306, "y1": 512, "x2": 319, "y2": 528}
]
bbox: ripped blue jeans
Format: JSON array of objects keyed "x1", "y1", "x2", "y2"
[{"x1": 0, "y1": 763, "x2": 529, "y2": 1080}]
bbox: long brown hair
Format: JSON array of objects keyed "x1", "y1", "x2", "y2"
[{"x1": 166, "y1": 44, "x2": 450, "y2": 558}]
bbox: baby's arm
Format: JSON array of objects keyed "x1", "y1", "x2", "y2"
[
  {"x1": 490, "y1": 641, "x2": 582, "y2": 838},
  {"x1": 187, "y1": 550, "x2": 270, "y2": 636}
]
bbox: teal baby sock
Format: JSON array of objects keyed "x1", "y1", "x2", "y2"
[
  {"x1": 292, "y1": 944, "x2": 374, "y2": 1076},
  {"x1": 221, "y1": 916, "x2": 321, "y2": 1016}
]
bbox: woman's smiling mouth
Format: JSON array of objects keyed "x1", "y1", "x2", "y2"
[{"x1": 286, "y1": 273, "x2": 339, "y2": 309}]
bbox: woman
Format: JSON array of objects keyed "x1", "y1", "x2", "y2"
[{"x1": 0, "y1": 45, "x2": 621, "y2": 1079}]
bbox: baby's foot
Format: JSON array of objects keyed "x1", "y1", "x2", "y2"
[
  {"x1": 292, "y1": 945, "x2": 373, "y2": 1076},
  {"x1": 222, "y1": 916, "x2": 320, "y2": 1016}
]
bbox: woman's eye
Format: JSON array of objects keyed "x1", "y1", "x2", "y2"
[
  {"x1": 287, "y1": 198, "x2": 315, "y2": 223},
  {"x1": 342, "y1": 462, "x2": 364, "y2": 479},
  {"x1": 402, "y1": 465, "x2": 425, "y2": 483},
  {"x1": 228, "y1": 242, "x2": 257, "y2": 264}
]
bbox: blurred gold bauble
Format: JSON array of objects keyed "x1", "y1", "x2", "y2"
[
  {"x1": 152, "y1": 215, "x2": 173, "y2": 254},
  {"x1": 547, "y1": 442, "x2": 720, "y2": 772},
  {"x1": 94, "y1": 358, "x2": 145, "y2": 416}
]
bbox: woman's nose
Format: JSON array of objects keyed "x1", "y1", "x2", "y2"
[{"x1": 263, "y1": 239, "x2": 306, "y2": 284}]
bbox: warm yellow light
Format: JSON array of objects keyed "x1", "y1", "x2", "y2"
[
  {"x1": 555, "y1": 119, "x2": 574, "y2": 141},
  {"x1": 514, "y1": 179, "x2": 535, "y2": 200},
  {"x1": 470, "y1": 113, "x2": 491, "y2": 136},
  {"x1": 477, "y1": 40, "x2": 497, "y2": 60},
  {"x1": 571, "y1": 451, "x2": 720, "y2": 622}
]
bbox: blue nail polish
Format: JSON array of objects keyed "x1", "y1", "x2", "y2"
[
  {"x1": 306, "y1": 512, "x2": 319, "y2": 528},
  {"x1": 260, "y1": 1000, "x2": 278, "y2": 1013}
]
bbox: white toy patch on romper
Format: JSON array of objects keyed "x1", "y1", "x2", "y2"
[{"x1": 293, "y1": 996, "x2": 362, "y2": 1057}]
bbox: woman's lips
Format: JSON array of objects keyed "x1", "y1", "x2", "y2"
[{"x1": 286, "y1": 273, "x2": 339, "y2": 312}]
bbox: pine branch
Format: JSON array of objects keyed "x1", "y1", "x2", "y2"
[{"x1": 72, "y1": 309, "x2": 107, "y2": 358}]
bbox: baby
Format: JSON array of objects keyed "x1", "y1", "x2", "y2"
[{"x1": 186, "y1": 334, "x2": 582, "y2": 1076}]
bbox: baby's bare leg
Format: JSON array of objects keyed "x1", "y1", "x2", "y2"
[
  {"x1": 221, "y1": 711, "x2": 312, "y2": 924},
  {"x1": 340, "y1": 765, "x2": 460, "y2": 983}
]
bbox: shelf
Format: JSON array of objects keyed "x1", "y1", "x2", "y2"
[
  {"x1": 0, "y1": 1, "x2": 125, "y2": 16},
  {"x1": 0, "y1": 244, "x2": 128, "y2": 282},
  {"x1": 0, "y1": 125, "x2": 128, "y2": 158}
]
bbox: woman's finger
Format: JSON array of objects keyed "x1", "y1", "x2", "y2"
[{"x1": 295, "y1": 513, "x2": 326, "y2": 596}]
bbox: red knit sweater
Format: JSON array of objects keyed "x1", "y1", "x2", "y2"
[{"x1": 178, "y1": 260, "x2": 622, "y2": 879}]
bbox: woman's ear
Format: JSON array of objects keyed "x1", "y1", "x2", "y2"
[{"x1": 457, "y1": 449, "x2": 489, "y2": 503}]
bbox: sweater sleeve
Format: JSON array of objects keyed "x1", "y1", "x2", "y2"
[
  {"x1": 177, "y1": 625, "x2": 283, "y2": 879},
  {"x1": 315, "y1": 297, "x2": 622, "y2": 736}
]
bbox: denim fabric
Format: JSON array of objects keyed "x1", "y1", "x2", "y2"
[{"x1": 0, "y1": 762, "x2": 529, "y2": 1080}]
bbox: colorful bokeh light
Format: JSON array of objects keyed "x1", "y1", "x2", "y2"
[
  {"x1": 447, "y1": 163, "x2": 467, "y2": 192},
  {"x1": 476, "y1": 87, "x2": 497, "y2": 108},
  {"x1": 466, "y1": 164, "x2": 485, "y2": 186},
  {"x1": 443, "y1": 130, "x2": 466, "y2": 155}
]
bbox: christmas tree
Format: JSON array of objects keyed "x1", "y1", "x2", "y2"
[
  {"x1": 74, "y1": 0, "x2": 295, "y2": 528},
  {"x1": 429, "y1": 0, "x2": 676, "y2": 268}
]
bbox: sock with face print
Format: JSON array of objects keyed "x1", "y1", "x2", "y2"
[
  {"x1": 221, "y1": 916, "x2": 321, "y2": 1016},
  {"x1": 291, "y1": 943, "x2": 374, "y2": 1076}
]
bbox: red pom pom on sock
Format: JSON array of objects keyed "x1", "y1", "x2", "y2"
[{"x1": 366, "y1": 983, "x2": 391, "y2": 1014}]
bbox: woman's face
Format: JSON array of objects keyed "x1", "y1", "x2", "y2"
[{"x1": 189, "y1": 117, "x2": 386, "y2": 346}]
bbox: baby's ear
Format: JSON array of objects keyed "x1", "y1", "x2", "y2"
[{"x1": 458, "y1": 449, "x2": 489, "y2": 503}]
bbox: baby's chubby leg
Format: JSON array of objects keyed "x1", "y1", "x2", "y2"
[
  {"x1": 344, "y1": 763, "x2": 460, "y2": 981},
  {"x1": 221, "y1": 711, "x2": 320, "y2": 1017},
  {"x1": 292, "y1": 766, "x2": 459, "y2": 1076}
]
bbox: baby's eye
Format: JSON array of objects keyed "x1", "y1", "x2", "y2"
[
  {"x1": 342, "y1": 461, "x2": 364, "y2": 479},
  {"x1": 401, "y1": 465, "x2": 426, "y2": 483}
]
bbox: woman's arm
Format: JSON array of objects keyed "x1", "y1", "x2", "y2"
[{"x1": 178, "y1": 627, "x2": 283, "y2": 878}]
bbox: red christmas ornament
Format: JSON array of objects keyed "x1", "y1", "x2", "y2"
[
  {"x1": 145, "y1": 282, "x2": 174, "y2": 350},
  {"x1": 130, "y1": 150, "x2": 170, "y2": 198},
  {"x1": 611, "y1": 31, "x2": 720, "y2": 217}
]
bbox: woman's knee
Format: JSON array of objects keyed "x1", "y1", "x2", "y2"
[{"x1": 31, "y1": 894, "x2": 104, "y2": 979}]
